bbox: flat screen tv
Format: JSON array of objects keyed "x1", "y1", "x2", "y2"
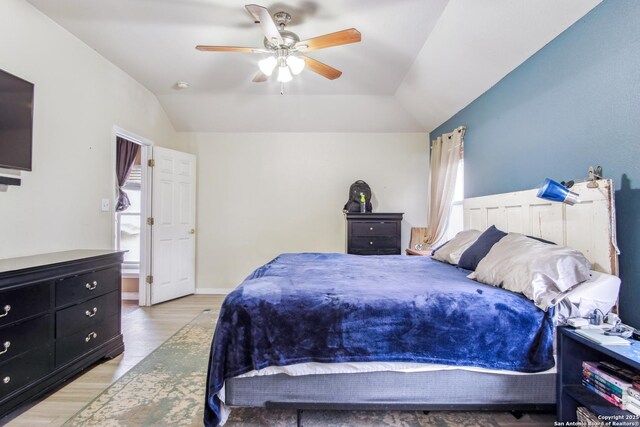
[{"x1": 0, "y1": 68, "x2": 34, "y2": 171}]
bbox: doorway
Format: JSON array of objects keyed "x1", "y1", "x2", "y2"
[
  {"x1": 113, "y1": 126, "x2": 153, "y2": 306},
  {"x1": 113, "y1": 128, "x2": 197, "y2": 306}
]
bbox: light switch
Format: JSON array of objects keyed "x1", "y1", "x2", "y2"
[{"x1": 101, "y1": 198, "x2": 110, "y2": 212}]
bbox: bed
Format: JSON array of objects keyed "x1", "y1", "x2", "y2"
[{"x1": 204, "y1": 180, "x2": 620, "y2": 426}]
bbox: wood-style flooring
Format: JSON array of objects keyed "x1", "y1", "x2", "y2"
[{"x1": 5, "y1": 295, "x2": 223, "y2": 426}]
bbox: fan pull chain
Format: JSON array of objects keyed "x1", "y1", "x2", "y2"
[{"x1": 280, "y1": 82, "x2": 285, "y2": 95}]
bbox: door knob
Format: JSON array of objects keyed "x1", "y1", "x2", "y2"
[{"x1": 190, "y1": 229, "x2": 196, "y2": 234}]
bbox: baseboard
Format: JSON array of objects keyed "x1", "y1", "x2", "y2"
[
  {"x1": 195, "y1": 288, "x2": 231, "y2": 295},
  {"x1": 122, "y1": 292, "x2": 139, "y2": 300}
]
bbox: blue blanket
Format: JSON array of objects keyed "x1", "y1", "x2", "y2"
[{"x1": 204, "y1": 253, "x2": 554, "y2": 426}]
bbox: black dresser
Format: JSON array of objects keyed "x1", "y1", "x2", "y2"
[
  {"x1": 0, "y1": 250, "x2": 124, "y2": 417},
  {"x1": 345, "y1": 213, "x2": 404, "y2": 255}
]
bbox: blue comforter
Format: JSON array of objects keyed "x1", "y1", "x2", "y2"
[{"x1": 204, "y1": 253, "x2": 554, "y2": 426}]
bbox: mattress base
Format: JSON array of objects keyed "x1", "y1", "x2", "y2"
[{"x1": 225, "y1": 369, "x2": 556, "y2": 409}]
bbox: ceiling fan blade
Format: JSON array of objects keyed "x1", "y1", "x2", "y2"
[
  {"x1": 245, "y1": 4, "x2": 283, "y2": 45},
  {"x1": 296, "y1": 28, "x2": 361, "y2": 52},
  {"x1": 303, "y1": 57, "x2": 342, "y2": 80},
  {"x1": 252, "y1": 71, "x2": 269, "y2": 82},
  {"x1": 196, "y1": 45, "x2": 267, "y2": 53}
]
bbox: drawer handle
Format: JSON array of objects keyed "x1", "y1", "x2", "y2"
[
  {"x1": 3, "y1": 376, "x2": 9, "y2": 384},
  {"x1": 369, "y1": 241, "x2": 373, "y2": 245},
  {"x1": 0, "y1": 305, "x2": 10, "y2": 318},
  {"x1": 85, "y1": 307, "x2": 98, "y2": 318},
  {"x1": 85, "y1": 332, "x2": 98, "y2": 342},
  {"x1": 85, "y1": 281, "x2": 98, "y2": 291},
  {"x1": 0, "y1": 341, "x2": 10, "y2": 355},
  {"x1": 369, "y1": 227, "x2": 374, "y2": 231}
]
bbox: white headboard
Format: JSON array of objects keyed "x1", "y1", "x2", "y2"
[{"x1": 463, "y1": 179, "x2": 618, "y2": 275}]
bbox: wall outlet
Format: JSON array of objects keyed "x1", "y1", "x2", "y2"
[{"x1": 101, "y1": 198, "x2": 110, "y2": 212}]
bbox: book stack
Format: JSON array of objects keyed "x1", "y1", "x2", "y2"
[{"x1": 582, "y1": 361, "x2": 640, "y2": 415}]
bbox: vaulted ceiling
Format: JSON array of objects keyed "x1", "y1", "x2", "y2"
[{"x1": 27, "y1": 0, "x2": 601, "y2": 133}]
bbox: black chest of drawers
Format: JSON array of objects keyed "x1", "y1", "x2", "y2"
[
  {"x1": 346, "y1": 213, "x2": 404, "y2": 255},
  {"x1": 0, "y1": 250, "x2": 124, "y2": 418}
]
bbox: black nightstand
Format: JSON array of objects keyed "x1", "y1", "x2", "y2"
[
  {"x1": 557, "y1": 326, "x2": 640, "y2": 424},
  {"x1": 345, "y1": 213, "x2": 403, "y2": 255}
]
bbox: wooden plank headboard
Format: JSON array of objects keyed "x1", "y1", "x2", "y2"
[{"x1": 463, "y1": 179, "x2": 618, "y2": 275}]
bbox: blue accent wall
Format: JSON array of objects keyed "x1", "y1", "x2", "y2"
[{"x1": 431, "y1": 0, "x2": 640, "y2": 328}]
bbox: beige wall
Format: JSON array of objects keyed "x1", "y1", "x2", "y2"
[
  {"x1": 0, "y1": 0, "x2": 178, "y2": 259},
  {"x1": 184, "y1": 132, "x2": 429, "y2": 293}
]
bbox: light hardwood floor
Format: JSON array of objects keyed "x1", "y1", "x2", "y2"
[{"x1": 5, "y1": 294, "x2": 224, "y2": 426}]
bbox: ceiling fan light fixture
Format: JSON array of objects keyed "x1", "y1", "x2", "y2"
[
  {"x1": 258, "y1": 56, "x2": 277, "y2": 76},
  {"x1": 286, "y1": 56, "x2": 305, "y2": 75},
  {"x1": 277, "y1": 65, "x2": 292, "y2": 83}
]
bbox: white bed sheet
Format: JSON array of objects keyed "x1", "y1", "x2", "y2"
[{"x1": 235, "y1": 360, "x2": 556, "y2": 379}]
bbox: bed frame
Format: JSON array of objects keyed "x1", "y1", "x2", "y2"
[{"x1": 224, "y1": 180, "x2": 618, "y2": 421}]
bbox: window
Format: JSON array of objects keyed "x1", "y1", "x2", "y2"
[
  {"x1": 443, "y1": 159, "x2": 464, "y2": 242},
  {"x1": 116, "y1": 165, "x2": 142, "y2": 274}
]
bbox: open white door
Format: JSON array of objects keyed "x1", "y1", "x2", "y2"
[{"x1": 149, "y1": 147, "x2": 196, "y2": 305}]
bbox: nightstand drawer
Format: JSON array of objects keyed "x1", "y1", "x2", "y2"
[
  {"x1": 0, "y1": 315, "x2": 52, "y2": 366},
  {"x1": 55, "y1": 267, "x2": 120, "y2": 308},
  {"x1": 55, "y1": 315, "x2": 120, "y2": 367},
  {"x1": 350, "y1": 236, "x2": 399, "y2": 251},
  {"x1": 56, "y1": 291, "x2": 119, "y2": 338},
  {"x1": 351, "y1": 221, "x2": 398, "y2": 237},
  {"x1": 0, "y1": 344, "x2": 52, "y2": 397},
  {"x1": 0, "y1": 282, "x2": 50, "y2": 329}
]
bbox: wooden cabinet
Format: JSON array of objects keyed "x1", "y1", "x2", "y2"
[
  {"x1": 345, "y1": 213, "x2": 403, "y2": 255},
  {"x1": 557, "y1": 326, "x2": 640, "y2": 423},
  {"x1": 0, "y1": 250, "x2": 124, "y2": 417}
]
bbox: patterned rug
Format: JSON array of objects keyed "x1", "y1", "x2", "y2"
[{"x1": 64, "y1": 309, "x2": 555, "y2": 427}]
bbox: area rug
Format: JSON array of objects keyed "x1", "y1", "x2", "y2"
[
  {"x1": 64, "y1": 309, "x2": 217, "y2": 427},
  {"x1": 64, "y1": 309, "x2": 555, "y2": 427}
]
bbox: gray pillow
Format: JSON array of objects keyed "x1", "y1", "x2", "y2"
[
  {"x1": 431, "y1": 229, "x2": 482, "y2": 265},
  {"x1": 467, "y1": 233, "x2": 591, "y2": 310}
]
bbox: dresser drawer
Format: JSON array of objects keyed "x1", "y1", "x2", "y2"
[
  {"x1": 0, "y1": 344, "x2": 52, "y2": 398},
  {"x1": 351, "y1": 221, "x2": 398, "y2": 237},
  {"x1": 55, "y1": 315, "x2": 120, "y2": 367},
  {"x1": 0, "y1": 315, "x2": 52, "y2": 367},
  {"x1": 55, "y1": 267, "x2": 120, "y2": 308},
  {"x1": 56, "y1": 291, "x2": 119, "y2": 339},
  {"x1": 0, "y1": 282, "x2": 50, "y2": 329},
  {"x1": 349, "y1": 236, "x2": 399, "y2": 251}
]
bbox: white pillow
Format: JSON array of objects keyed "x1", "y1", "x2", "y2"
[
  {"x1": 431, "y1": 229, "x2": 481, "y2": 265},
  {"x1": 468, "y1": 233, "x2": 591, "y2": 310}
]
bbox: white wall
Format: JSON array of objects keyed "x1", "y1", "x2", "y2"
[
  {"x1": 0, "y1": 0, "x2": 178, "y2": 259},
  {"x1": 184, "y1": 132, "x2": 429, "y2": 293}
]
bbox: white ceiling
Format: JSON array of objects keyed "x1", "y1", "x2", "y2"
[{"x1": 26, "y1": 0, "x2": 601, "y2": 133}]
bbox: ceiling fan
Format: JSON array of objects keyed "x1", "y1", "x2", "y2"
[{"x1": 196, "y1": 4, "x2": 361, "y2": 86}]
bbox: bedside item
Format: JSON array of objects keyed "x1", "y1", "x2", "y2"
[
  {"x1": 0, "y1": 250, "x2": 124, "y2": 417},
  {"x1": 345, "y1": 212, "x2": 403, "y2": 255},
  {"x1": 537, "y1": 178, "x2": 580, "y2": 205},
  {"x1": 567, "y1": 318, "x2": 590, "y2": 328},
  {"x1": 408, "y1": 227, "x2": 429, "y2": 253},
  {"x1": 574, "y1": 329, "x2": 630, "y2": 346},
  {"x1": 405, "y1": 248, "x2": 431, "y2": 256},
  {"x1": 343, "y1": 180, "x2": 372, "y2": 213}
]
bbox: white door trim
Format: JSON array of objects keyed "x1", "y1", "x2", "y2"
[{"x1": 112, "y1": 125, "x2": 154, "y2": 307}]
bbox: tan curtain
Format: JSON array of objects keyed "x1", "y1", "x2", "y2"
[{"x1": 424, "y1": 127, "x2": 464, "y2": 246}]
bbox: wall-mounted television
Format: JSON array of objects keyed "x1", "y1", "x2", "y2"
[{"x1": 0, "y1": 69, "x2": 34, "y2": 171}]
